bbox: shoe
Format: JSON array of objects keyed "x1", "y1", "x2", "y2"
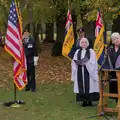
[
  {"x1": 16, "y1": 100, "x2": 25, "y2": 104},
  {"x1": 76, "y1": 94, "x2": 80, "y2": 102},
  {"x1": 87, "y1": 101, "x2": 92, "y2": 106},
  {"x1": 76, "y1": 99, "x2": 80, "y2": 103},
  {"x1": 82, "y1": 101, "x2": 88, "y2": 107},
  {"x1": 25, "y1": 88, "x2": 30, "y2": 91}
]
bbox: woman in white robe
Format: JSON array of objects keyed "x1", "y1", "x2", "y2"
[{"x1": 71, "y1": 37, "x2": 99, "y2": 107}]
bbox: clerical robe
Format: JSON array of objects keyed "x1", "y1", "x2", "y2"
[{"x1": 71, "y1": 48, "x2": 99, "y2": 101}]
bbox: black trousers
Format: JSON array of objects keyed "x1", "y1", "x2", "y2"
[{"x1": 26, "y1": 62, "x2": 36, "y2": 90}]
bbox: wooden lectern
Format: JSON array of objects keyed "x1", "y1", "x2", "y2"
[{"x1": 98, "y1": 69, "x2": 120, "y2": 120}]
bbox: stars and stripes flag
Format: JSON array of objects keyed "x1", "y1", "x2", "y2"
[
  {"x1": 4, "y1": 0, "x2": 27, "y2": 90},
  {"x1": 62, "y1": 9, "x2": 74, "y2": 60},
  {"x1": 94, "y1": 9, "x2": 105, "y2": 66}
]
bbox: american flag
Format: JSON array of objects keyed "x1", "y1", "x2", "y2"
[
  {"x1": 4, "y1": 0, "x2": 27, "y2": 90},
  {"x1": 95, "y1": 9, "x2": 103, "y2": 37}
]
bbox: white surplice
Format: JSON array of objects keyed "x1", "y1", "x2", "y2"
[{"x1": 71, "y1": 49, "x2": 99, "y2": 94}]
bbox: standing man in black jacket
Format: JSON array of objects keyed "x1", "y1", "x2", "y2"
[{"x1": 23, "y1": 31, "x2": 39, "y2": 92}]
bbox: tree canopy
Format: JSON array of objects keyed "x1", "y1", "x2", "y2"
[{"x1": 0, "y1": 0, "x2": 120, "y2": 31}]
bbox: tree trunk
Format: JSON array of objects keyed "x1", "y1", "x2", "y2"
[
  {"x1": 33, "y1": 23, "x2": 36, "y2": 39},
  {"x1": 72, "y1": 9, "x2": 77, "y2": 40},
  {"x1": 51, "y1": 17, "x2": 65, "y2": 56},
  {"x1": 112, "y1": 15, "x2": 120, "y2": 33},
  {"x1": 23, "y1": 23, "x2": 30, "y2": 33},
  {"x1": 83, "y1": 21, "x2": 95, "y2": 47},
  {"x1": 80, "y1": 7, "x2": 95, "y2": 48},
  {"x1": 35, "y1": 23, "x2": 41, "y2": 53},
  {"x1": 39, "y1": 24, "x2": 43, "y2": 42},
  {"x1": 44, "y1": 23, "x2": 54, "y2": 43},
  {"x1": 51, "y1": 9, "x2": 77, "y2": 56},
  {"x1": 56, "y1": 19, "x2": 65, "y2": 43}
]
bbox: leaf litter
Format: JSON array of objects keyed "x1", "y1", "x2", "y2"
[{"x1": 0, "y1": 43, "x2": 71, "y2": 89}]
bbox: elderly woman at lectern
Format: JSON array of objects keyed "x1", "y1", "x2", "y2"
[
  {"x1": 103, "y1": 32, "x2": 120, "y2": 102},
  {"x1": 103, "y1": 32, "x2": 120, "y2": 70}
]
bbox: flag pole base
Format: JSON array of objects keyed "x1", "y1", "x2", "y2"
[{"x1": 4, "y1": 100, "x2": 25, "y2": 107}]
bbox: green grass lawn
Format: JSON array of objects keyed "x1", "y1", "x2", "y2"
[{"x1": 0, "y1": 83, "x2": 117, "y2": 120}]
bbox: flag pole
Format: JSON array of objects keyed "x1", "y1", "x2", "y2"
[
  {"x1": 4, "y1": 82, "x2": 25, "y2": 107},
  {"x1": 4, "y1": 0, "x2": 26, "y2": 107},
  {"x1": 103, "y1": 13, "x2": 107, "y2": 46},
  {"x1": 68, "y1": 0, "x2": 70, "y2": 8},
  {"x1": 87, "y1": 9, "x2": 110, "y2": 120},
  {"x1": 68, "y1": 0, "x2": 71, "y2": 9},
  {"x1": 3, "y1": 84, "x2": 20, "y2": 107},
  {"x1": 12, "y1": 0, "x2": 26, "y2": 107},
  {"x1": 14, "y1": 83, "x2": 17, "y2": 102}
]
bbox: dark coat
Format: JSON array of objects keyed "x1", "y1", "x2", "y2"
[
  {"x1": 103, "y1": 45, "x2": 120, "y2": 70},
  {"x1": 23, "y1": 37, "x2": 38, "y2": 64}
]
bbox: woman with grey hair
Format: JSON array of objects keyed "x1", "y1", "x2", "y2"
[
  {"x1": 103, "y1": 32, "x2": 120, "y2": 69},
  {"x1": 71, "y1": 37, "x2": 99, "y2": 107},
  {"x1": 103, "y1": 32, "x2": 120, "y2": 103}
]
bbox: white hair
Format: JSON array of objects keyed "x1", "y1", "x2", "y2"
[
  {"x1": 111, "y1": 32, "x2": 120, "y2": 40},
  {"x1": 80, "y1": 37, "x2": 89, "y2": 47}
]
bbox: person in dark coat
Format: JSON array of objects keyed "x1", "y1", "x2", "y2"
[
  {"x1": 23, "y1": 31, "x2": 39, "y2": 92},
  {"x1": 103, "y1": 32, "x2": 120, "y2": 70},
  {"x1": 103, "y1": 32, "x2": 120, "y2": 102}
]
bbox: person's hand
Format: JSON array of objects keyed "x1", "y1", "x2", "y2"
[
  {"x1": 74, "y1": 60, "x2": 85, "y2": 66},
  {"x1": 74, "y1": 60, "x2": 82, "y2": 65},
  {"x1": 34, "y1": 56, "x2": 39, "y2": 66},
  {"x1": 81, "y1": 57, "x2": 89, "y2": 63},
  {"x1": 80, "y1": 62, "x2": 85, "y2": 66}
]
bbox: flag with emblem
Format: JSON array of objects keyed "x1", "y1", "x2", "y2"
[
  {"x1": 4, "y1": 0, "x2": 27, "y2": 90},
  {"x1": 94, "y1": 9, "x2": 105, "y2": 66},
  {"x1": 62, "y1": 9, "x2": 75, "y2": 60}
]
